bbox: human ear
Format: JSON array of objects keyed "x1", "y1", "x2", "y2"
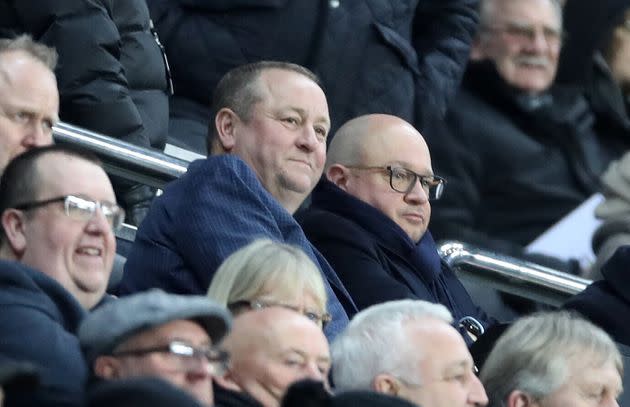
[
  {"x1": 326, "y1": 164, "x2": 350, "y2": 191},
  {"x1": 372, "y1": 374, "x2": 400, "y2": 396},
  {"x1": 215, "y1": 108, "x2": 239, "y2": 152},
  {"x1": 2, "y1": 209, "x2": 27, "y2": 257},
  {"x1": 214, "y1": 369, "x2": 243, "y2": 392},
  {"x1": 507, "y1": 390, "x2": 537, "y2": 407}
]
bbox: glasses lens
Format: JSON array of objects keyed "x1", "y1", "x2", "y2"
[
  {"x1": 389, "y1": 167, "x2": 415, "y2": 193},
  {"x1": 101, "y1": 203, "x2": 125, "y2": 230},
  {"x1": 65, "y1": 196, "x2": 96, "y2": 221},
  {"x1": 170, "y1": 342, "x2": 230, "y2": 376},
  {"x1": 170, "y1": 342, "x2": 195, "y2": 357},
  {"x1": 423, "y1": 177, "x2": 445, "y2": 200}
]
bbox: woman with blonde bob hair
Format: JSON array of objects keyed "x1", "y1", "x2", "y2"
[{"x1": 207, "y1": 239, "x2": 330, "y2": 328}]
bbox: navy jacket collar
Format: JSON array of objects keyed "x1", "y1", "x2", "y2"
[{"x1": 311, "y1": 179, "x2": 442, "y2": 282}]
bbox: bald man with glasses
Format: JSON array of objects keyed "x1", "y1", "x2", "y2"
[
  {"x1": 299, "y1": 114, "x2": 493, "y2": 343},
  {"x1": 0, "y1": 144, "x2": 121, "y2": 406}
]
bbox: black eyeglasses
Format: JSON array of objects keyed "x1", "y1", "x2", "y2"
[
  {"x1": 112, "y1": 341, "x2": 230, "y2": 375},
  {"x1": 13, "y1": 195, "x2": 125, "y2": 231},
  {"x1": 346, "y1": 165, "x2": 446, "y2": 200},
  {"x1": 228, "y1": 299, "x2": 332, "y2": 328}
]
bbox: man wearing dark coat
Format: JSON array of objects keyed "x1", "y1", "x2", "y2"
[
  {"x1": 564, "y1": 245, "x2": 630, "y2": 348},
  {"x1": 425, "y1": 0, "x2": 630, "y2": 273},
  {"x1": 299, "y1": 114, "x2": 493, "y2": 341},
  {"x1": 0, "y1": 145, "x2": 122, "y2": 406},
  {"x1": 119, "y1": 61, "x2": 356, "y2": 341}
]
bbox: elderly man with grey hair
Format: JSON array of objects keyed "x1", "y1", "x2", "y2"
[
  {"x1": 0, "y1": 34, "x2": 58, "y2": 173},
  {"x1": 332, "y1": 299, "x2": 488, "y2": 407},
  {"x1": 480, "y1": 311, "x2": 623, "y2": 407},
  {"x1": 425, "y1": 0, "x2": 630, "y2": 277}
]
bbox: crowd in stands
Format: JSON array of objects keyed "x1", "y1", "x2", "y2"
[{"x1": 1, "y1": 0, "x2": 630, "y2": 406}]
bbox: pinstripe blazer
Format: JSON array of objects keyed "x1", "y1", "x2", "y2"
[{"x1": 119, "y1": 155, "x2": 355, "y2": 339}]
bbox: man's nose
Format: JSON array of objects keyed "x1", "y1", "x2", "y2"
[
  {"x1": 404, "y1": 178, "x2": 429, "y2": 204},
  {"x1": 186, "y1": 357, "x2": 212, "y2": 380},
  {"x1": 85, "y1": 207, "x2": 112, "y2": 234},
  {"x1": 300, "y1": 363, "x2": 326, "y2": 382},
  {"x1": 527, "y1": 28, "x2": 552, "y2": 52},
  {"x1": 469, "y1": 374, "x2": 489, "y2": 406},
  {"x1": 297, "y1": 125, "x2": 319, "y2": 151},
  {"x1": 22, "y1": 122, "x2": 53, "y2": 148}
]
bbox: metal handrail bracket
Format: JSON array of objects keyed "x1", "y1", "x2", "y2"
[{"x1": 438, "y1": 241, "x2": 592, "y2": 307}]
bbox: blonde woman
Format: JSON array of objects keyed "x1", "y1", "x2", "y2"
[{"x1": 208, "y1": 239, "x2": 330, "y2": 328}]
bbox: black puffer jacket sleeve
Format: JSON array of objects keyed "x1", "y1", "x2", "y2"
[
  {"x1": 0, "y1": 0, "x2": 168, "y2": 149},
  {"x1": 147, "y1": 0, "x2": 477, "y2": 137},
  {"x1": 412, "y1": 0, "x2": 480, "y2": 128}
]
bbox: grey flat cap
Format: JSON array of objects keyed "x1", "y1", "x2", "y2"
[{"x1": 79, "y1": 289, "x2": 231, "y2": 362}]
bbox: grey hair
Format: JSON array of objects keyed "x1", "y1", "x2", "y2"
[
  {"x1": 331, "y1": 300, "x2": 453, "y2": 390},
  {"x1": 207, "y1": 238, "x2": 327, "y2": 313},
  {"x1": 481, "y1": 311, "x2": 623, "y2": 407},
  {"x1": 479, "y1": 0, "x2": 563, "y2": 32},
  {"x1": 0, "y1": 34, "x2": 57, "y2": 70}
]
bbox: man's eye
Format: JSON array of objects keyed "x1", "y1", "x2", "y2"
[
  {"x1": 284, "y1": 359, "x2": 302, "y2": 368},
  {"x1": 447, "y1": 374, "x2": 467, "y2": 384},
  {"x1": 14, "y1": 112, "x2": 30, "y2": 123},
  {"x1": 393, "y1": 170, "x2": 412, "y2": 181},
  {"x1": 421, "y1": 177, "x2": 437, "y2": 188},
  {"x1": 282, "y1": 117, "x2": 299, "y2": 125},
  {"x1": 314, "y1": 126, "x2": 327, "y2": 139},
  {"x1": 317, "y1": 364, "x2": 330, "y2": 375},
  {"x1": 43, "y1": 120, "x2": 54, "y2": 131}
]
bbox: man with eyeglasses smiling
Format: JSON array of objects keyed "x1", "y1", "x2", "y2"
[
  {"x1": 0, "y1": 145, "x2": 120, "y2": 405},
  {"x1": 299, "y1": 114, "x2": 493, "y2": 343},
  {"x1": 79, "y1": 289, "x2": 231, "y2": 407}
]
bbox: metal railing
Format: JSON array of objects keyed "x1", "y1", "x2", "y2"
[
  {"x1": 53, "y1": 122, "x2": 190, "y2": 189},
  {"x1": 438, "y1": 241, "x2": 592, "y2": 307}
]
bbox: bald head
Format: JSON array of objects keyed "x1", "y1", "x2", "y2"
[
  {"x1": 326, "y1": 114, "x2": 430, "y2": 170},
  {"x1": 221, "y1": 307, "x2": 330, "y2": 407},
  {"x1": 325, "y1": 114, "x2": 435, "y2": 243}
]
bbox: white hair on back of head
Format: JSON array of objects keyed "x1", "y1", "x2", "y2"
[
  {"x1": 481, "y1": 311, "x2": 622, "y2": 407},
  {"x1": 331, "y1": 299, "x2": 453, "y2": 390}
]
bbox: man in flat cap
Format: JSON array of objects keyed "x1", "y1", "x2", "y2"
[{"x1": 79, "y1": 289, "x2": 231, "y2": 407}]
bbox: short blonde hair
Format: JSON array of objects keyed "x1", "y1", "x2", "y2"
[{"x1": 207, "y1": 239, "x2": 327, "y2": 313}]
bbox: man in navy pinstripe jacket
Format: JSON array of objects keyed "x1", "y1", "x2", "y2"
[{"x1": 120, "y1": 61, "x2": 356, "y2": 340}]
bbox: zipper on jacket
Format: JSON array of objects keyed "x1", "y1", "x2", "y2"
[{"x1": 150, "y1": 20, "x2": 174, "y2": 96}]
